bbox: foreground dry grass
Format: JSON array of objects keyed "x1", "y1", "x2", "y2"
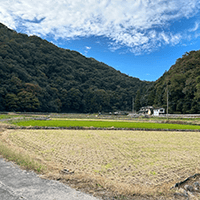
[{"x1": 1, "y1": 129, "x2": 200, "y2": 198}]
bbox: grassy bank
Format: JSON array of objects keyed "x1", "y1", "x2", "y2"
[
  {"x1": 0, "y1": 139, "x2": 45, "y2": 173},
  {"x1": 0, "y1": 114, "x2": 25, "y2": 120}
]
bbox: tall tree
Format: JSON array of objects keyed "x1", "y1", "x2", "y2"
[{"x1": 135, "y1": 90, "x2": 141, "y2": 111}]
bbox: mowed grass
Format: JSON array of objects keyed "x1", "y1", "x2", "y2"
[
  {"x1": 2, "y1": 129, "x2": 200, "y2": 195},
  {"x1": 14, "y1": 119, "x2": 200, "y2": 130}
]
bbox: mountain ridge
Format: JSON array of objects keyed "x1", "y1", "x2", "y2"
[
  {"x1": 148, "y1": 50, "x2": 200, "y2": 114},
  {"x1": 0, "y1": 23, "x2": 151, "y2": 113},
  {"x1": 0, "y1": 22, "x2": 199, "y2": 114}
]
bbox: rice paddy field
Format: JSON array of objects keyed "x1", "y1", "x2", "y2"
[
  {"x1": 1, "y1": 113, "x2": 200, "y2": 199},
  {"x1": 14, "y1": 119, "x2": 200, "y2": 130},
  {"x1": 1, "y1": 128, "x2": 200, "y2": 198}
]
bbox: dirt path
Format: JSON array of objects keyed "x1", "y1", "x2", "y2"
[{"x1": 0, "y1": 158, "x2": 99, "y2": 200}]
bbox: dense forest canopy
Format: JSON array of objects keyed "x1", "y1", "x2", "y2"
[
  {"x1": 0, "y1": 23, "x2": 152, "y2": 113},
  {"x1": 148, "y1": 51, "x2": 200, "y2": 114},
  {"x1": 0, "y1": 23, "x2": 199, "y2": 114}
]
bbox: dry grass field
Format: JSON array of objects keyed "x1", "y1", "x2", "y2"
[{"x1": 1, "y1": 128, "x2": 200, "y2": 198}]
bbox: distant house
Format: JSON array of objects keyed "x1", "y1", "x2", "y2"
[
  {"x1": 153, "y1": 108, "x2": 165, "y2": 116},
  {"x1": 138, "y1": 106, "x2": 154, "y2": 115},
  {"x1": 138, "y1": 106, "x2": 165, "y2": 116}
]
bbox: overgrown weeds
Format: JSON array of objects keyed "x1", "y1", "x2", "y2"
[{"x1": 0, "y1": 140, "x2": 45, "y2": 173}]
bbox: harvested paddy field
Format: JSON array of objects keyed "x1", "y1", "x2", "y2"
[{"x1": 1, "y1": 128, "x2": 200, "y2": 199}]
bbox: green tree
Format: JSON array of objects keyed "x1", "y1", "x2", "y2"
[
  {"x1": 147, "y1": 89, "x2": 155, "y2": 106},
  {"x1": 17, "y1": 91, "x2": 40, "y2": 111},
  {"x1": 91, "y1": 89, "x2": 110, "y2": 112},
  {"x1": 195, "y1": 76, "x2": 200, "y2": 100},
  {"x1": 154, "y1": 86, "x2": 163, "y2": 107},
  {"x1": 5, "y1": 93, "x2": 19, "y2": 111},
  {"x1": 68, "y1": 88, "x2": 82, "y2": 111},
  {"x1": 135, "y1": 90, "x2": 141, "y2": 111}
]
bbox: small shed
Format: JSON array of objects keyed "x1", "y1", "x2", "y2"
[{"x1": 138, "y1": 106, "x2": 153, "y2": 115}]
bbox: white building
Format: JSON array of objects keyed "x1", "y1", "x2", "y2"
[{"x1": 153, "y1": 108, "x2": 165, "y2": 116}]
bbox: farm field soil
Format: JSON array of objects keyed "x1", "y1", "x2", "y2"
[{"x1": 1, "y1": 129, "x2": 200, "y2": 199}]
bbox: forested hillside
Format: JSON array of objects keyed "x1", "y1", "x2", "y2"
[
  {"x1": 0, "y1": 23, "x2": 152, "y2": 113},
  {"x1": 148, "y1": 51, "x2": 200, "y2": 114}
]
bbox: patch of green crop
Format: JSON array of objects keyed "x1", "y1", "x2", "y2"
[
  {"x1": 13, "y1": 120, "x2": 200, "y2": 130},
  {"x1": 0, "y1": 114, "x2": 25, "y2": 119},
  {"x1": 0, "y1": 115, "x2": 9, "y2": 119}
]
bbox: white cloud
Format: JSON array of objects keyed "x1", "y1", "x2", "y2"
[
  {"x1": 84, "y1": 46, "x2": 91, "y2": 55},
  {"x1": 86, "y1": 46, "x2": 91, "y2": 50},
  {"x1": 0, "y1": 0, "x2": 200, "y2": 54},
  {"x1": 189, "y1": 21, "x2": 200, "y2": 32}
]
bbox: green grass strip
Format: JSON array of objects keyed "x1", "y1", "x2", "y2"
[
  {"x1": 0, "y1": 114, "x2": 23, "y2": 119},
  {"x1": 14, "y1": 120, "x2": 200, "y2": 130}
]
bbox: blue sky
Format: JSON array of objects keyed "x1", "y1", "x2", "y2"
[{"x1": 1, "y1": 0, "x2": 200, "y2": 81}]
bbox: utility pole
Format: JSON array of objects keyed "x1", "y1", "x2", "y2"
[
  {"x1": 167, "y1": 84, "x2": 169, "y2": 119},
  {"x1": 132, "y1": 97, "x2": 134, "y2": 113}
]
